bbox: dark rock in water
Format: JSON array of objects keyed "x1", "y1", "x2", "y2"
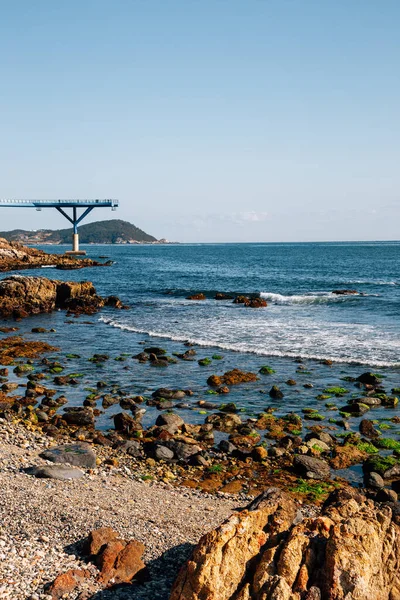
[
  {"x1": 26, "y1": 464, "x2": 84, "y2": 480},
  {"x1": 174, "y1": 349, "x2": 196, "y2": 361},
  {"x1": 102, "y1": 395, "x2": 119, "y2": 409},
  {"x1": 269, "y1": 385, "x2": 284, "y2": 399},
  {"x1": 360, "y1": 419, "x2": 380, "y2": 439},
  {"x1": 62, "y1": 407, "x2": 95, "y2": 426},
  {"x1": 40, "y1": 442, "x2": 96, "y2": 468},
  {"x1": 215, "y1": 292, "x2": 233, "y2": 300},
  {"x1": 219, "y1": 402, "x2": 239, "y2": 413},
  {"x1": 357, "y1": 372, "x2": 382, "y2": 386},
  {"x1": 152, "y1": 388, "x2": 186, "y2": 400},
  {"x1": 233, "y1": 295, "x2": 267, "y2": 308},
  {"x1": 133, "y1": 352, "x2": 149, "y2": 362},
  {"x1": 293, "y1": 455, "x2": 331, "y2": 480},
  {"x1": 186, "y1": 293, "x2": 206, "y2": 300},
  {"x1": 332, "y1": 289, "x2": 359, "y2": 295},
  {"x1": 144, "y1": 347, "x2": 167, "y2": 356},
  {"x1": 207, "y1": 369, "x2": 258, "y2": 387},
  {"x1": 340, "y1": 402, "x2": 370, "y2": 416},
  {"x1": 352, "y1": 396, "x2": 381, "y2": 406}
]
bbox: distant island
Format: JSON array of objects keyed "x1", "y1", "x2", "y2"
[{"x1": 0, "y1": 219, "x2": 173, "y2": 245}]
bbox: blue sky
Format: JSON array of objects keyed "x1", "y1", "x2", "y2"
[{"x1": 0, "y1": 0, "x2": 399, "y2": 242}]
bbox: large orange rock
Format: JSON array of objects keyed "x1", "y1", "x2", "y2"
[
  {"x1": 170, "y1": 488, "x2": 400, "y2": 600},
  {"x1": 0, "y1": 275, "x2": 120, "y2": 318}
]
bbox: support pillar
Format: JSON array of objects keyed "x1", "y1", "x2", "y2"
[{"x1": 72, "y1": 233, "x2": 79, "y2": 252}]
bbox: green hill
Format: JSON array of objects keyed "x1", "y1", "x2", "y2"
[{"x1": 0, "y1": 219, "x2": 158, "y2": 244}]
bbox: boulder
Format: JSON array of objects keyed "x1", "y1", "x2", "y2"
[
  {"x1": 293, "y1": 454, "x2": 331, "y2": 480},
  {"x1": 40, "y1": 442, "x2": 97, "y2": 468},
  {"x1": 62, "y1": 407, "x2": 95, "y2": 426},
  {"x1": 0, "y1": 275, "x2": 123, "y2": 319},
  {"x1": 170, "y1": 487, "x2": 400, "y2": 600},
  {"x1": 155, "y1": 412, "x2": 185, "y2": 430},
  {"x1": 26, "y1": 464, "x2": 84, "y2": 480}
]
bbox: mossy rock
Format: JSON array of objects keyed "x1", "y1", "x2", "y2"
[
  {"x1": 374, "y1": 437, "x2": 400, "y2": 452},
  {"x1": 259, "y1": 365, "x2": 276, "y2": 375},
  {"x1": 212, "y1": 354, "x2": 224, "y2": 360},
  {"x1": 363, "y1": 454, "x2": 400, "y2": 477},
  {"x1": 198, "y1": 358, "x2": 212, "y2": 366},
  {"x1": 66, "y1": 354, "x2": 81, "y2": 359},
  {"x1": 14, "y1": 364, "x2": 34, "y2": 375},
  {"x1": 323, "y1": 387, "x2": 349, "y2": 396}
]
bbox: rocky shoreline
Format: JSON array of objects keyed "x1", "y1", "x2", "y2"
[
  {"x1": 1, "y1": 274, "x2": 400, "y2": 598},
  {"x1": 0, "y1": 238, "x2": 113, "y2": 272}
]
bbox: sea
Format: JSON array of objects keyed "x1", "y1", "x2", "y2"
[{"x1": 2, "y1": 241, "x2": 400, "y2": 480}]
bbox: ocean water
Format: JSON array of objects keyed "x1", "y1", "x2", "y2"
[
  {"x1": 41, "y1": 241, "x2": 400, "y2": 368},
  {"x1": 2, "y1": 242, "x2": 400, "y2": 452}
]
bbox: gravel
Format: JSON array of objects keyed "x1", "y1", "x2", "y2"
[{"x1": 0, "y1": 419, "x2": 239, "y2": 599}]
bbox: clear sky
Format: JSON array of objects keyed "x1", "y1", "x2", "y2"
[{"x1": 0, "y1": 0, "x2": 399, "y2": 242}]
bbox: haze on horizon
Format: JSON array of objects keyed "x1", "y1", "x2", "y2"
[{"x1": 0, "y1": 1, "x2": 399, "y2": 243}]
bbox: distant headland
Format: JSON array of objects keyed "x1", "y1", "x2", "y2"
[{"x1": 0, "y1": 219, "x2": 174, "y2": 245}]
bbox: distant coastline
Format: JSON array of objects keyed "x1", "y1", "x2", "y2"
[{"x1": 0, "y1": 218, "x2": 177, "y2": 245}]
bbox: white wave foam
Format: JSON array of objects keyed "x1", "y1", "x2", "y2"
[
  {"x1": 98, "y1": 316, "x2": 400, "y2": 368},
  {"x1": 349, "y1": 279, "x2": 398, "y2": 286},
  {"x1": 259, "y1": 291, "x2": 359, "y2": 305}
]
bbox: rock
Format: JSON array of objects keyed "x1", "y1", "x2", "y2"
[
  {"x1": 306, "y1": 438, "x2": 330, "y2": 452},
  {"x1": 219, "y1": 440, "x2": 237, "y2": 454},
  {"x1": 366, "y1": 472, "x2": 385, "y2": 489},
  {"x1": 85, "y1": 527, "x2": 119, "y2": 555},
  {"x1": 332, "y1": 289, "x2": 359, "y2": 295},
  {"x1": 360, "y1": 419, "x2": 380, "y2": 438},
  {"x1": 186, "y1": 293, "x2": 206, "y2": 300},
  {"x1": 0, "y1": 275, "x2": 119, "y2": 319},
  {"x1": 62, "y1": 407, "x2": 95, "y2": 426},
  {"x1": 154, "y1": 444, "x2": 175, "y2": 461},
  {"x1": 353, "y1": 396, "x2": 382, "y2": 406},
  {"x1": 105, "y1": 539, "x2": 145, "y2": 584},
  {"x1": 144, "y1": 346, "x2": 167, "y2": 356},
  {"x1": 170, "y1": 488, "x2": 297, "y2": 600},
  {"x1": 171, "y1": 487, "x2": 400, "y2": 600},
  {"x1": 376, "y1": 488, "x2": 398, "y2": 503},
  {"x1": 293, "y1": 454, "x2": 331, "y2": 479},
  {"x1": 84, "y1": 528, "x2": 145, "y2": 585},
  {"x1": 207, "y1": 369, "x2": 258, "y2": 387},
  {"x1": 357, "y1": 372, "x2": 382, "y2": 386},
  {"x1": 340, "y1": 402, "x2": 370, "y2": 416},
  {"x1": 269, "y1": 385, "x2": 284, "y2": 399},
  {"x1": 113, "y1": 412, "x2": 142, "y2": 434},
  {"x1": 155, "y1": 412, "x2": 184, "y2": 430},
  {"x1": 206, "y1": 411, "x2": 242, "y2": 432},
  {"x1": 166, "y1": 440, "x2": 203, "y2": 461},
  {"x1": 215, "y1": 293, "x2": 233, "y2": 300},
  {"x1": 118, "y1": 440, "x2": 142, "y2": 457},
  {"x1": 233, "y1": 295, "x2": 267, "y2": 308},
  {"x1": 152, "y1": 388, "x2": 186, "y2": 400},
  {"x1": 26, "y1": 464, "x2": 84, "y2": 480},
  {"x1": 40, "y1": 442, "x2": 97, "y2": 468},
  {"x1": 47, "y1": 569, "x2": 90, "y2": 600}
]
